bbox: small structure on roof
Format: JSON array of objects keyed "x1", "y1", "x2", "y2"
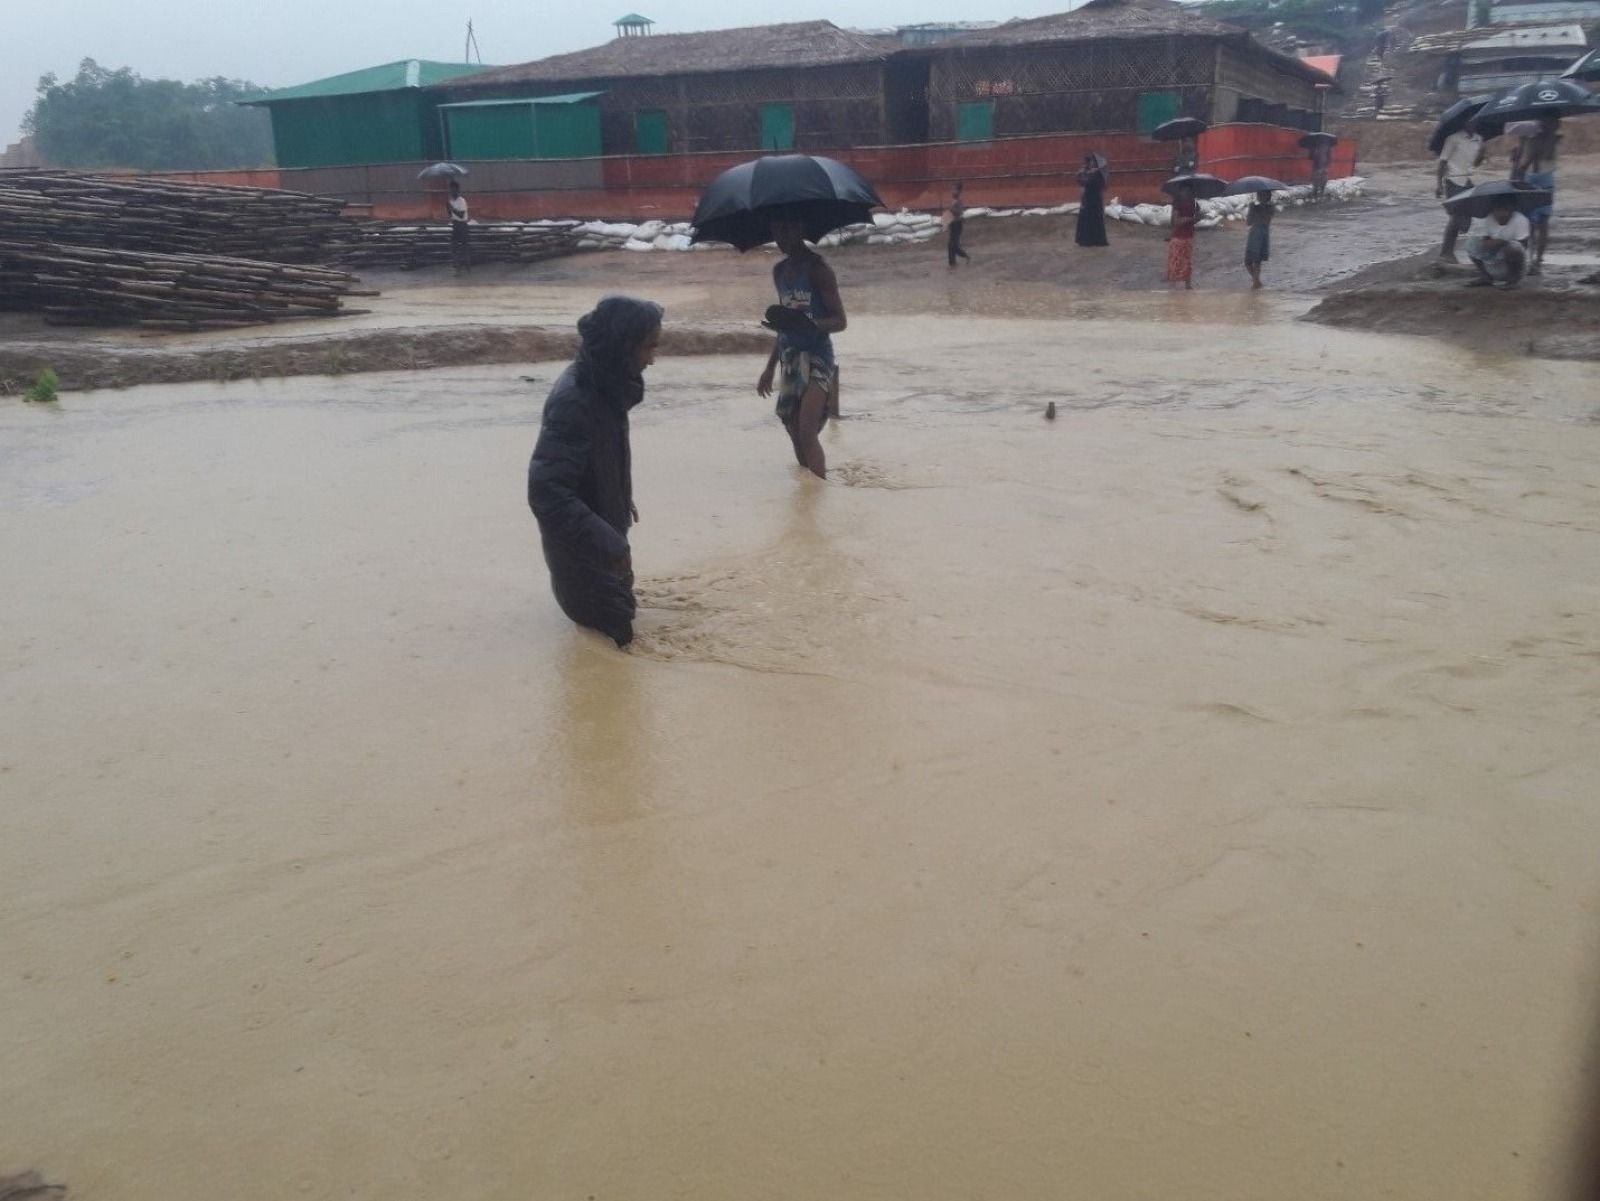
[
  {"x1": 615, "y1": 13, "x2": 654, "y2": 37},
  {"x1": 241, "y1": 59, "x2": 493, "y2": 168}
]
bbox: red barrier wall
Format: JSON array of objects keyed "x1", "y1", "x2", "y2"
[{"x1": 157, "y1": 124, "x2": 1357, "y2": 221}]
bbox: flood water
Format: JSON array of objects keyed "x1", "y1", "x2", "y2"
[{"x1": 3, "y1": 311, "x2": 1600, "y2": 1200}]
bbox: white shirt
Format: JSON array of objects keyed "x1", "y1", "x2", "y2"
[
  {"x1": 448, "y1": 195, "x2": 469, "y2": 224},
  {"x1": 1469, "y1": 211, "x2": 1529, "y2": 244},
  {"x1": 1439, "y1": 131, "x2": 1483, "y2": 185}
]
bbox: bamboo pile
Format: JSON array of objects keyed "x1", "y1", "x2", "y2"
[
  {"x1": 339, "y1": 220, "x2": 585, "y2": 269},
  {"x1": 0, "y1": 171, "x2": 354, "y2": 263},
  {"x1": 0, "y1": 240, "x2": 367, "y2": 329}
]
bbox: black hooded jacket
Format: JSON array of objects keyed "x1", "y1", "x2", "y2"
[{"x1": 528, "y1": 297, "x2": 663, "y2": 645}]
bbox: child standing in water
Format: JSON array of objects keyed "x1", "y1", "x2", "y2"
[
  {"x1": 1165, "y1": 182, "x2": 1197, "y2": 289},
  {"x1": 757, "y1": 210, "x2": 847, "y2": 480},
  {"x1": 1244, "y1": 189, "x2": 1274, "y2": 289}
]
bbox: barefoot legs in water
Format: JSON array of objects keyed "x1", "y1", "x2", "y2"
[{"x1": 783, "y1": 382, "x2": 829, "y2": 479}]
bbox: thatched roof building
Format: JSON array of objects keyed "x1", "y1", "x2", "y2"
[
  {"x1": 457, "y1": 21, "x2": 890, "y2": 85},
  {"x1": 436, "y1": 2, "x2": 1339, "y2": 156}
]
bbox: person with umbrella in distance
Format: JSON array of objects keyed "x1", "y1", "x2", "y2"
[
  {"x1": 1244, "y1": 188, "x2": 1277, "y2": 289},
  {"x1": 448, "y1": 179, "x2": 471, "y2": 273},
  {"x1": 1166, "y1": 180, "x2": 1200, "y2": 289},
  {"x1": 527, "y1": 296, "x2": 664, "y2": 647},
  {"x1": 1435, "y1": 121, "x2": 1484, "y2": 261},
  {"x1": 1301, "y1": 132, "x2": 1338, "y2": 200},
  {"x1": 1464, "y1": 194, "x2": 1531, "y2": 289},
  {"x1": 758, "y1": 206, "x2": 848, "y2": 479}
]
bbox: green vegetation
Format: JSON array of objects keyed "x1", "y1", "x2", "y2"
[
  {"x1": 25, "y1": 368, "x2": 59, "y2": 404},
  {"x1": 24, "y1": 59, "x2": 273, "y2": 170}
]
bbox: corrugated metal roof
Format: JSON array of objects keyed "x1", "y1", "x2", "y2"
[
  {"x1": 444, "y1": 21, "x2": 889, "y2": 87},
  {"x1": 242, "y1": 60, "x2": 493, "y2": 104},
  {"x1": 1300, "y1": 53, "x2": 1343, "y2": 77},
  {"x1": 438, "y1": 92, "x2": 606, "y2": 108},
  {"x1": 1461, "y1": 22, "x2": 1588, "y2": 49}
]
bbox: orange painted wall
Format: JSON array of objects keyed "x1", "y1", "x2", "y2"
[{"x1": 157, "y1": 124, "x2": 1357, "y2": 221}]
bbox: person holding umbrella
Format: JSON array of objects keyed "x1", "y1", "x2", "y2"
[
  {"x1": 1300, "y1": 132, "x2": 1338, "y2": 200},
  {"x1": 1435, "y1": 124, "x2": 1484, "y2": 261},
  {"x1": 1245, "y1": 189, "x2": 1276, "y2": 289},
  {"x1": 757, "y1": 207, "x2": 848, "y2": 479},
  {"x1": 1166, "y1": 180, "x2": 1199, "y2": 289},
  {"x1": 1513, "y1": 115, "x2": 1561, "y2": 275},
  {"x1": 448, "y1": 179, "x2": 471, "y2": 273},
  {"x1": 1464, "y1": 195, "x2": 1530, "y2": 288},
  {"x1": 690, "y1": 153, "x2": 880, "y2": 481}
]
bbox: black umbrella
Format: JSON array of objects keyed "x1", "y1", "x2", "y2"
[
  {"x1": 1298, "y1": 131, "x2": 1338, "y2": 149},
  {"x1": 1441, "y1": 178, "x2": 1552, "y2": 219},
  {"x1": 418, "y1": 162, "x2": 469, "y2": 179},
  {"x1": 1224, "y1": 175, "x2": 1290, "y2": 195},
  {"x1": 1562, "y1": 47, "x2": 1600, "y2": 81},
  {"x1": 1428, "y1": 96, "x2": 1493, "y2": 153},
  {"x1": 1473, "y1": 79, "x2": 1600, "y2": 129},
  {"x1": 1162, "y1": 173, "x2": 1229, "y2": 200},
  {"x1": 1151, "y1": 117, "x2": 1208, "y2": 142},
  {"x1": 690, "y1": 154, "x2": 884, "y2": 251}
]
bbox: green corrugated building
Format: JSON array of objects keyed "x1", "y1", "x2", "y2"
[
  {"x1": 437, "y1": 94, "x2": 603, "y2": 160},
  {"x1": 241, "y1": 60, "x2": 493, "y2": 168}
]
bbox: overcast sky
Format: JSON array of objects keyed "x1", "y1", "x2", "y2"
[{"x1": 3, "y1": 0, "x2": 1082, "y2": 147}]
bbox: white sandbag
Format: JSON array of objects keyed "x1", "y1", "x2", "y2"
[
  {"x1": 963, "y1": 205, "x2": 992, "y2": 218},
  {"x1": 867, "y1": 233, "x2": 895, "y2": 245},
  {"x1": 655, "y1": 233, "x2": 693, "y2": 251},
  {"x1": 632, "y1": 219, "x2": 666, "y2": 241},
  {"x1": 622, "y1": 238, "x2": 655, "y2": 252},
  {"x1": 872, "y1": 212, "x2": 899, "y2": 229}
]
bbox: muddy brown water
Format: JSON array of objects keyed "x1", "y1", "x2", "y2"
[{"x1": 3, "y1": 311, "x2": 1600, "y2": 1201}]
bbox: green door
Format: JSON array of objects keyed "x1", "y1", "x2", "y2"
[
  {"x1": 759, "y1": 103, "x2": 794, "y2": 151},
  {"x1": 533, "y1": 102, "x2": 602, "y2": 158},
  {"x1": 635, "y1": 109, "x2": 668, "y2": 154},
  {"x1": 957, "y1": 100, "x2": 994, "y2": 143},
  {"x1": 1137, "y1": 90, "x2": 1181, "y2": 135}
]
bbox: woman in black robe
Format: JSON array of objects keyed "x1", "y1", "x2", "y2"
[
  {"x1": 528, "y1": 296, "x2": 664, "y2": 647},
  {"x1": 1075, "y1": 153, "x2": 1109, "y2": 248}
]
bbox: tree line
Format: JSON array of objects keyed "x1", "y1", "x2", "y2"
[{"x1": 25, "y1": 59, "x2": 274, "y2": 170}]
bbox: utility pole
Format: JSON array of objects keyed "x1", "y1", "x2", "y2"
[{"x1": 464, "y1": 19, "x2": 483, "y2": 64}]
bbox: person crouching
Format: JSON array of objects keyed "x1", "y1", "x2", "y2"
[{"x1": 1464, "y1": 199, "x2": 1529, "y2": 289}]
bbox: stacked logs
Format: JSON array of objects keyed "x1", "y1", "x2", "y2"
[
  {"x1": 339, "y1": 220, "x2": 585, "y2": 269},
  {"x1": 0, "y1": 240, "x2": 367, "y2": 330},
  {"x1": 0, "y1": 171, "x2": 353, "y2": 262}
]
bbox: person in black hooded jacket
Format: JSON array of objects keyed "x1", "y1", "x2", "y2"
[{"x1": 528, "y1": 296, "x2": 663, "y2": 646}]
